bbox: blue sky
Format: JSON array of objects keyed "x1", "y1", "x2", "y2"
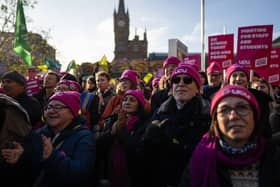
[{"x1": 26, "y1": 0, "x2": 280, "y2": 69}]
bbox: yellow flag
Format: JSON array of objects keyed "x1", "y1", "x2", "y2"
[
  {"x1": 98, "y1": 55, "x2": 109, "y2": 73},
  {"x1": 37, "y1": 64, "x2": 48, "y2": 72},
  {"x1": 143, "y1": 73, "x2": 153, "y2": 84}
]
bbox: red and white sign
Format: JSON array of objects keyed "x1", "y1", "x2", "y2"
[
  {"x1": 183, "y1": 54, "x2": 201, "y2": 71},
  {"x1": 236, "y1": 25, "x2": 273, "y2": 69},
  {"x1": 208, "y1": 34, "x2": 234, "y2": 69},
  {"x1": 26, "y1": 79, "x2": 40, "y2": 96}
]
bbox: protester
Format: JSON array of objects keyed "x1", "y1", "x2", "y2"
[
  {"x1": 1, "y1": 91, "x2": 96, "y2": 187},
  {"x1": 179, "y1": 85, "x2": 280, "y2": 187},
  {"x1": 202, "y1": 62, "x2": 223, "y2": 101},
  {"x1": 34, "y1": 71, "x2": 60, "y2": 110},
  {"x1": 151, "y1": 77, "x2": 161, "y2": 96},
  {"x1": 151, "y1": 56, "x2": 181, "y2": 113},
  {"x1": 1, "y1": 71, "x2": 42, "y2": 127},
  {"x1": 225, "y1": 64, "x2": 250, "y2": 87},
  {"x1": 97, "y1": 89, "x2": 148, "y2": 187},
  {"x1": 0, "y1": 94, "x2": 34, "y2": 186},
  {"x1": 144, "y1": 64, "x2": 210, "y2": 187}
]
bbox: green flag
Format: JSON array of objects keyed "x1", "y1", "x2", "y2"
[{"x1": 13, "y1": 0, "x2": 32, "y2": 66}]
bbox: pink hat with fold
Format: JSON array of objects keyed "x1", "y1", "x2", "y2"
[
  {"x1": 162, "y1": 56, "x2": 181, "y2": 69},
  {"x1": 57, "y1": 80, "x2": 80, "y2": 92},
  {"x1": 152, "y1": 77, "x2": 161, "y2": 87},
  {"x1": 207, "y1": 62, "x2": 222, "y2": 75},
  {"x1": 124, "y1": 89, "x2": 145, "y2": 107},
  {"x1": 119, "y1": 70, "x2": 138, "y2": 85},
  {"x1": 225, "y1": 64, "x2": 250, "y2": 83},
  {"x1": 210, "y1": 85, "x2": 260, "y2": 119},
  {"x1": 49, "y1": 91, "x2": 81, "y2": 118},
  {"x1": 171, "y1": 64, "x2": 201, "y2": 89}
]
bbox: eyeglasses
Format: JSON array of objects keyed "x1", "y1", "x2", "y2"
[
  {"x1": 172, "y1": 76, "x2": 193, "y2": 84},
  {"x1": 217, "y1": 104, "x2": 252, "y2": 117},
  {"x1": 45, "y1": 104, "x2": 67, "y2": 111}
]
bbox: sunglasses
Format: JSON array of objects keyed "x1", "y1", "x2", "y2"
[{"x1": 172, "y1": 76, "x2": 193, "y2": 84}]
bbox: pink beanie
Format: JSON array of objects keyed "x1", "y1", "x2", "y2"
[
  {"x1": 49, "y1": 91, "x2": 81, "y2": 118},
  {"x1": 163, "y1": 56, "x2": 181, "y2": 69},
  {"x1": 171, "y1": 64, "x2": 201, "y2": 89},
  {"x1": 152, "y1": 77, "x2": 161, "y2": 87},
  {"x1": 225, "y1": 64, "x2": 250, "y2": 83},
  {"x1": 120, "y1": 70, "x2": 138, "y2": 85},
  {"x1": 210, "y1": 85, "x2": 260, "y2": 119},
  {"x1": 57, "y1": 80, "x2": 80, "y2": 92},
  {"x1": 124, "y1": 89, "x2": 145, "y2": 107},
  {"x1": 207, "y1": 62, "x2": 222, "y2": 75}
]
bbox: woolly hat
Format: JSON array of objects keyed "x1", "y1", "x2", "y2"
[
  {"x1": 49, "y1": 91, "x2": 81, "y2": 118},
  {"x1": 57, "y1": 80, "x2": 80, "y2": 92},
  {"x1": 171, "y1": 64, "x2": 201, "y2": 89},
  {"x1": 1, "y1": 71, "x2": 26, "y2": 86},
  {"x1": 162, "y1": 56, "x2": 181, "y2": 69},
  {"x1": 210, "y1": 85, "x2": 260, "y2": 119},
  {"x1": 207, "y1": 62, "x2": 222, "y2": 75},
  {"x1": 119, "y1": 70, "x2": 138, "y2": 85},
  {"x1": 225, "y1": 64, "x2": 250, "y2": 83},
  {"x1": 152, "y1": 77, "x2": 161, "y2": 87},
  {"x1": 124, "y1": 89, "x2": 145, "y2": 107}
]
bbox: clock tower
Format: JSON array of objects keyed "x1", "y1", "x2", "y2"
[{"x1": 114, "y1": 0, "x2": 129, "y2": 59}]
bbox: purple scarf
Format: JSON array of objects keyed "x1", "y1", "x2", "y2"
[
  {"x1": 126, "y1": 115, "x2": 140, "y2": 131},
  {"x1": 189, "y1": 133, "x2": 265, "y2": 187}
]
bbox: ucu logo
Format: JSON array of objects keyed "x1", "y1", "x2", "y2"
[
  {"x1": 175, "y1": 68, "x2": 188, "y2": 74},
  {"x1": 224, "y1": 88, "x2": 251, "y2": 99}
]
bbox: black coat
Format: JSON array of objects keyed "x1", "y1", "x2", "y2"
[{"x1": 144, "y1": 95, "x2": 211, "y2": 187}]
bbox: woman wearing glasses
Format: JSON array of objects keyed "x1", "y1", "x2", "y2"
[
  {"x1": 1, "y1": 91, "x2": 95, "y2": 187},
  {"x1": 179, "y1": 85, "x2": 280, "y2": 187},
  {"x1": 144, "y1": 64, "x2": 211, "y2": 187}
]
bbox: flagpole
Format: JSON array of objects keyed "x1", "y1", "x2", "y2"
[{"x1": 201, "y1": 0, "x2": 205, "y2": 71}]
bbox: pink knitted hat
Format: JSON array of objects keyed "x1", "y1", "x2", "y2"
[
  {"x1": 57, "y1": 80, "x2": 80, "y2": 92},
  {"x1": 171, "y1": 64, "x2": 201, "y2": 89},
  {"x1": 124, "y1": 89, "x2": 145, "y2": 107},
  {"x1": 225, "y1": 64, "x2": 250, "y2": 83},
  {"x1": 120, "y1": 70, "x2": 138, "y2": 85},
  {"x1": 162, "y1": 56, "x2": 181, "y2": 69},
  {"x1": 210, "y1": 85, "x2": 260, "y2": 119},
  {"x1": 207, "y1": 62, "x2": 222, "y2": 75},
  {"x1": 152, "y1": 77, "x2": 161, "y2": 87},
  {"x1": 49, "y1": 91, "x2": 81, "y2": 118}
]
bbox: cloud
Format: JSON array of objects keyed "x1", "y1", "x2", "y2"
[
  {"x1": 181, "y1": 23, "x2": 201, "y2": 52},
  {"x1": 273, "y1": 31, "x2": 280, "y2": 40},
  {"x1": 147, "y1": 26, "x2": 169, "y2": 52}
]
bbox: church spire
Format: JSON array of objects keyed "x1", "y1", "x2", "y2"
[{"x1": 118, "y1": 0, "x2": 125, "y2": 14}]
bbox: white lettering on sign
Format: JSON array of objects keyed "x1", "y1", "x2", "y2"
[{"x1": 239, "y1": 60, "x2": 250, "y2": 65}]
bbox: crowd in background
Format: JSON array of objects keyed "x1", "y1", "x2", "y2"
[{"x1": 0, "y1": 56, "x2": 280, "y2": 187}]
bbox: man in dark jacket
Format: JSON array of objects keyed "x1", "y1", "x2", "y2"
[
  {"x1": 145, "y1": 64, "x2": 211, "y2": 187},
  {"x1": 1, "y1": 71, "x2": 42, "y2": 127}
]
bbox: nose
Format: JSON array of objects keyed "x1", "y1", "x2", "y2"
[{"x1": 227, "y1": 109, "x2": 239, "y2": 120}]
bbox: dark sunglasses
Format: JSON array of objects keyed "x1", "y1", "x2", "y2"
[{"x1": 172, "y1": 76, "x2": 193, "y2": 84}]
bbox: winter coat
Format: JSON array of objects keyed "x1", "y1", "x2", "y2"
[
  {"x1": 144, "y1": 95, "x2": 211, "y2": 187},
  {"x1": 30, "y1": 117, "x2": 96, "y2": 187}
]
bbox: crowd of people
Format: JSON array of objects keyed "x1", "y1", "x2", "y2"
[{"x1": 0, "y1": 56, "x2": 280, "y2": 187}]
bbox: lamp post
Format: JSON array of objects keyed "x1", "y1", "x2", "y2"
[{"x1": 201, "y1": 0, "x2": 205, "y2": 71}]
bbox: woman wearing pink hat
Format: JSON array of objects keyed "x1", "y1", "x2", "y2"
[
  {"x1": 1, "y1": 91, "x2": 95, "y2": 187},
  {"x1": 97, "y1": 89, "x2": 149, "y2": 187},
  {"x1": 179, "y1": 85, "x2": 280, "y2": 187}
]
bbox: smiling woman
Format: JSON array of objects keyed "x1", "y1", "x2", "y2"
[{"x1": 179, "y1": 85, "x2": 280, "y2": 187}]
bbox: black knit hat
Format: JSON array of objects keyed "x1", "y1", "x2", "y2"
[{"x1": 1, "y1": 71, "x2": 26, "y2": 86}]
